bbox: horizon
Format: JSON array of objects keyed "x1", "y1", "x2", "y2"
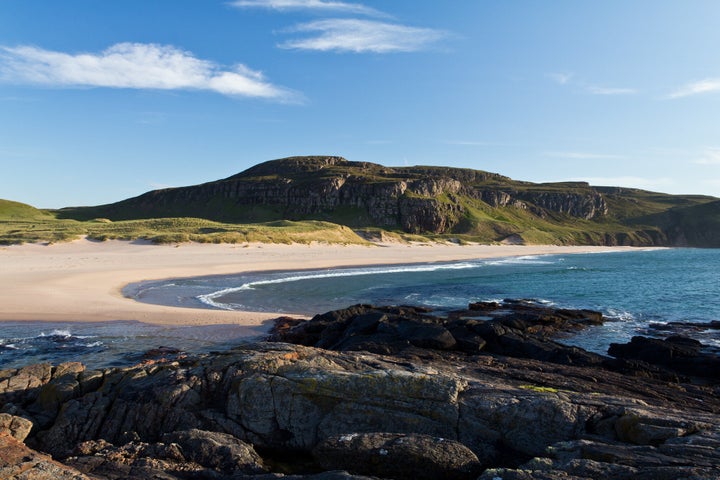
[{"x1": 2, "y1": 1, "x2": 720, "y2": 208}]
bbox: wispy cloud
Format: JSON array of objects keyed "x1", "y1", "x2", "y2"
[
  {"x1": 585, "y1": 85, "x2": 637, "y2": 96},
  {"x1": 547, "y1": 72, "x2": 573, "y2": 85},
  {"x1": 570, "y1": 176, "x2": 673, "y2": 191},
  {"x1": 0, "y1": 43, "x2": 297, "y2": 100},
  {"x1": 230, "y1": 0, "x2": 382, "y2": 16},
  {"x1": 548, "y1": 72, "x2": 637, "y2": 96},
  {"x1": 445, "y1": 140, "x2": 496, "y2": 147},
  {"x1": 694, "y1": 147, "x2": 720, "y2": 165},
  {"x1": 279, "y1": 19, "x2": 447, "y2": 53},
  {"x1": 543, "y1": 151, "x2": 625, "y2": 160},
  {"x1": 668, "y1": 78, "x2": 720, "y2": 99}
]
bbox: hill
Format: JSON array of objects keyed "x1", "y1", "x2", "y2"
[
  {"x1": 0, "y1": 199, "x2": 52, "y2": 220},
  {"x1": 54, "y1": 156, "x2": 720, "y2": 247}
]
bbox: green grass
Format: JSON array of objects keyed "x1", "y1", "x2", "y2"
[
  {"x1": 0, "y1": 203, "x2": 370, "y2": 245},
  {"x1": 0, "y1": 199, "x2": 53, "y2": 220}
]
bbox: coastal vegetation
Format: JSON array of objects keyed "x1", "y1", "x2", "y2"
[
  {"x1": 3, "y1": 156, "x2": 719, "y2": 246},
  {"x1": 0, "y1": 200, "x2": 367, "y2": 245}
]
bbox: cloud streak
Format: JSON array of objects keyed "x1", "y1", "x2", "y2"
[
  {"x1": 230, "y1": 0, "x2": 383, "y2": 16},
  {"x1": 547, "y1": 72, "x2": 573, "y2": 85},
  {"x1": 548, "y1": 72, "x2": 637, "y2": 96},
  {"x1": 279, "y1": 19, "x2": 447, "y2": 53},
  {"x1": 543, "y1": 151, "x2": 625, "y2": 160},
  {"x1": 668, "y1": 78, "x2": 720, "y2": 99},
  {"x1": 0, "y1": 43, "x2": 296, "y2": 100}
]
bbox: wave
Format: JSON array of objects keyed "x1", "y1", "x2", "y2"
[
  {"x1": 484, "y1": 255, "x2": 556, "y2": 266},
  {"x1": 197, "y1": 261, "x2": 487, "y2": 310},
  {"x1": 38, "y1": 329, "x2": 73, "y2": 338},
  {"x1": 38, "y1": 329, "x2": 95, "y2": 340}
]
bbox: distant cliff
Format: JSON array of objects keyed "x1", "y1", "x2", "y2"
[{"x1": 57, "y1": 156, "x2": 720, "y2": 247}]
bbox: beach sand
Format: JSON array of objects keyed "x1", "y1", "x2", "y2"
[{"x1": 0, "y1": 239, "x2": 647, "y2": 328}]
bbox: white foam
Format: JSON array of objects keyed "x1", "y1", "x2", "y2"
[
  {"x1": 484, "y1": 255, "x2": 555, "y2": 266},
  {"x1": 39, "y1": 329, "x2": 73, "y2": 338},
  {"x1": 604, "y1": 309, "x2": 636, "y2": 322},
  {"x1": 0, "y1": 341, "x2": 19, "y2": 350},
  {"x1": 37, "y1": 329, "x2": 95, "y2": 340}
]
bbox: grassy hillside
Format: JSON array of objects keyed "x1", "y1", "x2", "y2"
[
  {"x1": 0, "y1": 199, "x2": 53, "y2": 220},
  {"x1": 0, "y1": 200, "x2": 368, "y2": 246},
  {"x1": 7, "y1": 156, "x2": 720, "y2": 247}
]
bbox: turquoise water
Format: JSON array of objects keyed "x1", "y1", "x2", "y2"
[
  {"x1": 132, "y1": 248, "x2": 720, "y2": 354},
  {"x1": 2, "y1": 248, "x2": 718, "y2": 369}
]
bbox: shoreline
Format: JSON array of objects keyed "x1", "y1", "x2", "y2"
[{"x1": 0, "y1": 238, "x2": 659, "y2": 329}]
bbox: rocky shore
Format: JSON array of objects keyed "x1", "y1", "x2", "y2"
[{"x1": 2, "y1": 300, "x2": 719, "y2": 479}]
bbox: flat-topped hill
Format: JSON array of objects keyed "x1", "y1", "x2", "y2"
[{"x1": 53, "y1": 156, "x2": 718, "y2": 246}]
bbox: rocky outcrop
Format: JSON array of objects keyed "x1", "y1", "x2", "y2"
[
  {"x1": 2, "y1": 301, "x2": 720, "y2": 479},
  {"x1": 270, "y1": 301, "x2": 608, "y2": 367},
  {"x1": 0, "y1": 432, "x2": 92, "y2": 480},
  {"x1": 476, "y1": 189, "x2": 608, "y2": 220},
  {"x1": 608, "y1": 335, "x2": 720, "y2": 381},
  {"x1": 313, "y1": 433, "x2": 482, "y2": 480}
]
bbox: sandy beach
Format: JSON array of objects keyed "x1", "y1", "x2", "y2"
[{"x1": 0, "y1": 239, "x2": 647, "y2": 330}]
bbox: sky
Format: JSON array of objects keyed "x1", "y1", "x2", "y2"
[{"x1": 1, "y1": 1, "x2": 719, "y2": 209}]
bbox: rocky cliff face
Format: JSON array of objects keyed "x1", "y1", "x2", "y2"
[{"x1": 124, "y1": 157, "x2": 609, "y2": 234}]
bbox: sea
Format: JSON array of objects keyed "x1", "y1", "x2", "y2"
[{"x1": 1, "y1": 248, "x2": 718, "y2": 370}]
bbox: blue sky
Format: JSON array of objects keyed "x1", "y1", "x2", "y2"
[{"x1": 1, "y1": 0, "x2": 719, "y2": 208}]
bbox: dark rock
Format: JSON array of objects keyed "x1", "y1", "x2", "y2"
[
  {"x1": 141, "y1": 346, "x2": 185, "y2": 361},
  {"x1": 396, "y1": 320, "x2": 457, "y2": 350},
  {"x1": 313, "y1": 432, "x2": 482, "y2": 480},
  {"x1": 162, "y1": 429, "x2": 266, "y2": 473},
  {"x1": 271, "y1": 301, "x2": 608, "y2": 368},
  {"x1": 608, "y1": 335, "x2": 720, "y2": 381},
  {"x1": 649, "y1": 320, "x2": 720, "y2": 331}
]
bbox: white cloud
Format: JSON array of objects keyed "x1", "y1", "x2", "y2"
[
  {"x1": 279, "y1": 19, "x2": 447, "y2": 53},
  {"x1": 543, "y1": 151, "x2": 625, "y2": 160},
  {"x1": 0, "y1": 43, "x2": 296, "y2": 100},
  {"x1": 230, "y1": 0, "x2": 383, "y2": 16},
  {"x1": 694, "y1": 147, "x2": 720, "y2": 165},
  {"x1": 668, "y1": 78, "x2": 720, "y2": 99}
]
